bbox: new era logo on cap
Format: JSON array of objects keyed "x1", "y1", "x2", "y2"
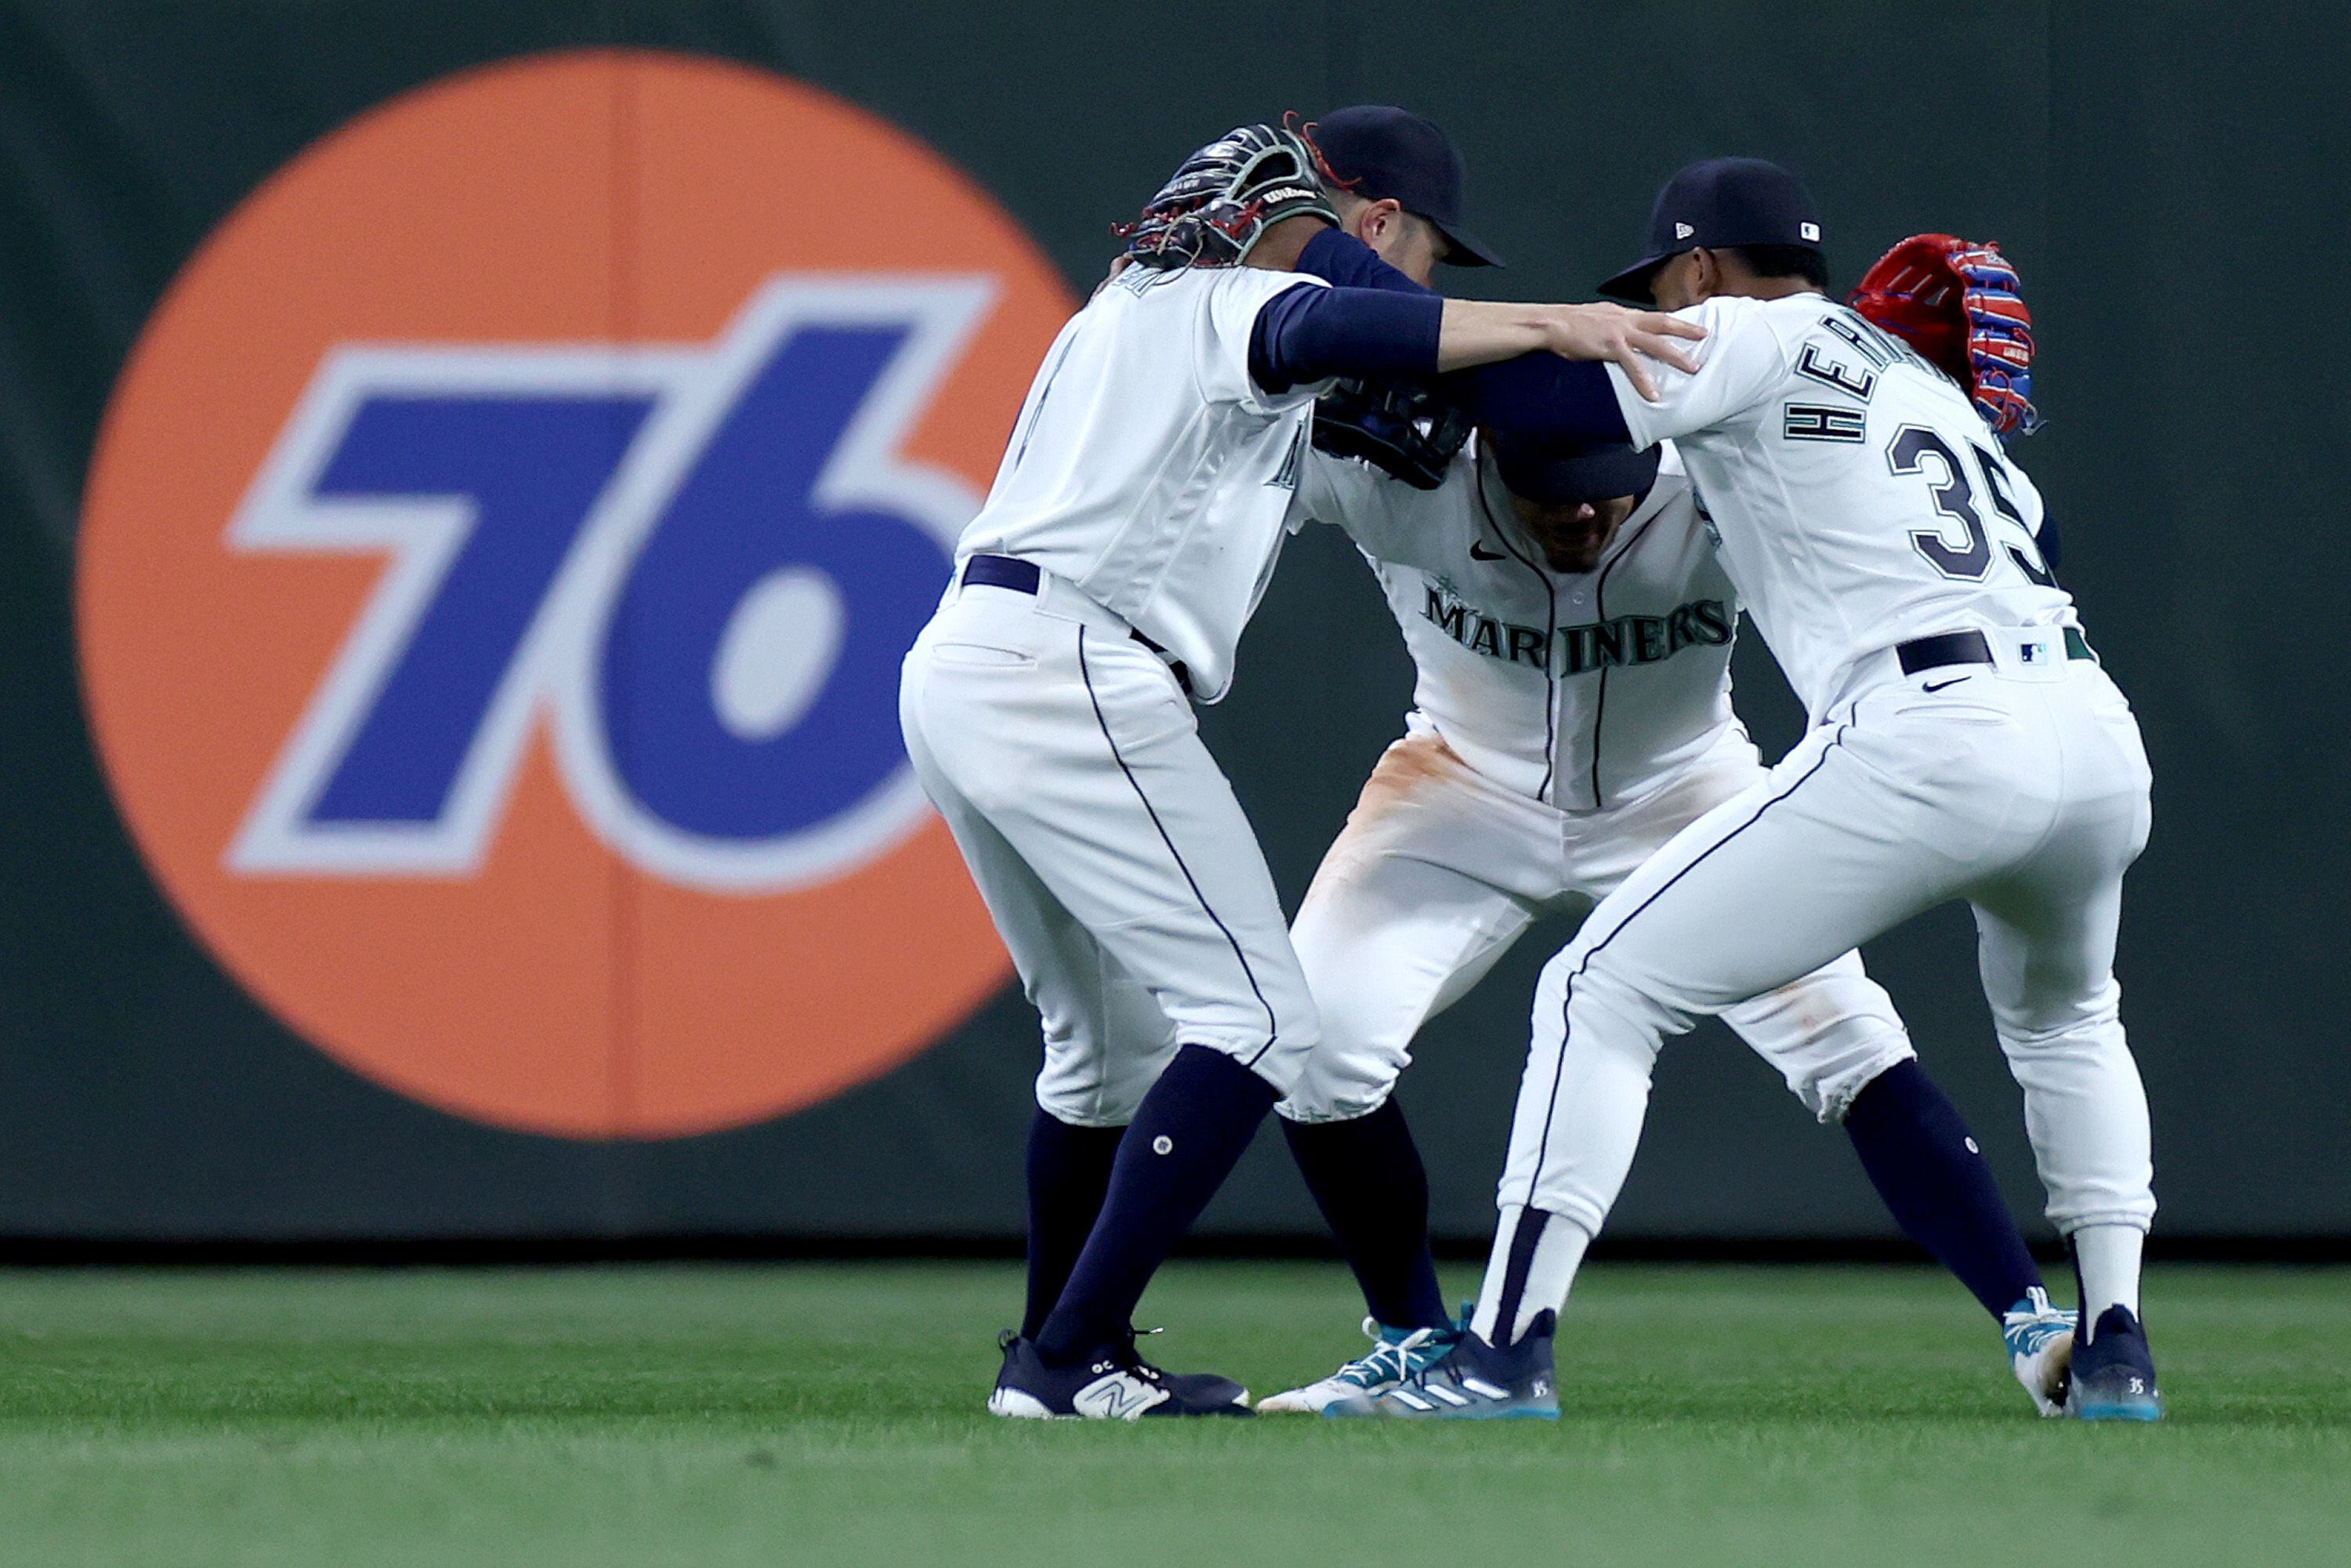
[
  {"x1": 1800, "y1": 221, "x2": 1821, "y2": 241},
  {"x1": 1675, "y1": 221, "x2": 1695, "y2": 239}
]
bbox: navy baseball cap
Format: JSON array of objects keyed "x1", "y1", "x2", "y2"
[
  {"x1": 1310, "y1": 105, "x2": 1502, "y2": 267},
  {"x1": 1597, "y1": 157, "x2": 1824, "y2": 302},
  {"x1": 1495, "y1": 440, "x2": 1661, "y2": 505}
]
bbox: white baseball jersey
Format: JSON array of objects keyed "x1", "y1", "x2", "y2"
[
  {"x1": 904, "y1": 261, "x2": 1358, "y2": 1128},
  {"x1": 1278, "y1": 438, "x2": 1913, "y2": 1133},
  {"x1": 1291, "y1": 442, "x2": 1740, "y2": 810},
  {"x1": 956, "y1": 263, "x2": 1333, "y2": 702},
  {"x1": 1604, "y1": 293, "x2": 2076, "y2": 721},
  {"x1": 1469, "y1": 289, "x2": 2157, "y2": 1347}
]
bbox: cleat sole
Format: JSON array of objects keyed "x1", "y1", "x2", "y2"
[
  {"x1": 2074, "y1": 1396, "x2": 2164, "y2": 1422},
  {"x1": 986, "y1": 1387, "x2": 1063, "y2": 1419}
]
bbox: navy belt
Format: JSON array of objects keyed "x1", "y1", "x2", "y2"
[
  {"x1": 960, "y1": 554, "x2": 1194, "y2": 697},
  {"x1": 1896, "y1": 626, "x2": 2096, "y2": 675},
  {"x1": 962, "y1": 552, "x2": 1041, "y2": 595}
]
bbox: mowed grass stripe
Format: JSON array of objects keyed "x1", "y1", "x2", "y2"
[{"x1": 0, "y1": 1262, "x2": 2344, "y2": 1567}]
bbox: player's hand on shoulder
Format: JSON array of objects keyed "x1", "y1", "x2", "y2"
[{"x1": 1532, "y1": 303, "x2": 1706, "y2": 402}]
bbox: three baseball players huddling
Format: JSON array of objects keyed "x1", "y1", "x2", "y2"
[
  {"x1": 898, "y1": 123, "x2": 1703, "y2": 1418},
  {"x1": 1326, "y1": 158, "x2": 2163, "y2": 1422}
]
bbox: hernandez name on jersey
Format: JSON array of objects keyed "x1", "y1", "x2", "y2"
[
  {"x1": 1291, "y1": 441, "x2": 1741, "y2": 810},
  {"x1": 1603, "y1": 295, "x2": 2070, "y2": 722}
]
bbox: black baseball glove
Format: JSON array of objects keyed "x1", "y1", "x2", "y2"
[
  {"x1": 1311, "y1": 378, "x2": 1473, "y2": 490},
  {"x1": 1114, "y1": 123, "x2": 1339, "y2": 270}
]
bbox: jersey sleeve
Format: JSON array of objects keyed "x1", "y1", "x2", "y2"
[
  {"x1": 1603, "y1": 295, "x2": 1792, "y2": 449},
  {"x1": 1291, "y1": 444, "x2": 1458, "y2": 564},
  {"x1": 1197, "y1": 270, "x2": 1331, "y2": 415}
]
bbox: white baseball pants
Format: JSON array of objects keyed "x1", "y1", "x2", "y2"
[
  {"x1": 900, "y1": 574, "x2": 1317, "y2": 1126},
  {"x1": 1280, "y1": 722, "x2": 1914, "y2": 1127},
  {"x1": 1502, "y1": 646, "x2": 2156, "y2": 1244}
]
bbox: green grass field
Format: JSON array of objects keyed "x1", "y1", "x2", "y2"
[{"x1": 1, "y1": 1262, "x2": 2345, "y2": 1566}]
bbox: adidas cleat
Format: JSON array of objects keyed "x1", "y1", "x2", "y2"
[
  {"x1": 1258, "y1": 1318, "x2": 1462, "y2": 1413},
  {"x1": 1323, "y1": 1310, "x2": 1559, "y2": 1421},
  {"x1": 2001, "y1": 1286, "x2": 2076, "y2": 1418},
  {"x1": 2067, "y1": 1304, "x2": 2164, "y2": 1421},
  {"x1": 986, "y1": 1331, "x2": 1253, "y2": 1420}
]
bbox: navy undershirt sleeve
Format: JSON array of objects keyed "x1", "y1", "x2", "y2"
[
  {"x1": 1247, "y1": 282, "x2": 1444, "y2": 394},
  {"x1": 1290, "y1": 229, "x2": 1632, "y2": 447},
  {"x1": 1295, "y1": 225, "x2": 1425, "y2": 293}
]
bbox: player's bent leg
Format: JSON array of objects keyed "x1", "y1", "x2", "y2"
[
  {"x1": 1270, "y1": 800, "x2": 1538, "y2": 1368},
  {"x1": 993, "y1": 633, "x2": 1315, "y2": 1391},
  {"x1": 1718, "y1": 955, "x2": 2061, "y2": 1409},
  {"x1": 1972, "y1": 884, "x2": 2155, "y2": 1262},
  {"x1": 1024, "y1": 955, "x2": 1178, "y2": 1330},
  {"x1": 907, "y1": 686, "x2": 1168, "y2": 1344},
  {"x1": 908, "y1": 602, "x2": 1283, "y2": 1414},
  {"x1": 1972, "y1": 842, "x2": 2161, "y2": 1420},
  {"x1": 1281, "y1": 855, "x2": 1531, "y2": 1124},
  {"x1": 1020, "y1": 981, "x2": 1178, "y2": 1337},
  {"x1": 1475, "y1": 719, "x2": 1960, "y2": 1353},
  {"x1": 1719, "y1": 951, "x2": 1916, "y2": 1127},
  {"x1": 1281, "y1": 730, "x2": 1552, "y2": 1123}
]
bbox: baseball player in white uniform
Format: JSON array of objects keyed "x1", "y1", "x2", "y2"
[
  {"x1": 1335, "y1": 158, "x2": 2163, "y2": 1423},
  {"x1": 1255, "y1": 428, "x2": 2074, "y2": 1416},
  {"x1": 897, "y1": 122, "x2": 1703, "y2": 1418}
]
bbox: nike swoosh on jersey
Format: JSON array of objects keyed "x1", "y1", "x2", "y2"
[{"x1": 1469, "y1": 541, "x2": 1508, "y2": 561}]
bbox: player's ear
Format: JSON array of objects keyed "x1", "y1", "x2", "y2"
[
  {"x1": 1691, "y1": 247, "x2": 1720, "y2": 302},
  {"x1": 1359, "y1": 197, "x2": 1404, "y2": 243}
]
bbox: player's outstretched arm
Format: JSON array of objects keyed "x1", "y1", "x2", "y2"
[
  {"x1": 1442, "y1": 300, "x2": 1701, "y2": 397},
  {"x1": 1288, "y1": 230, "x2": 1703, "y2": 400},
  {"x1": 1250, "y1": 284, "x2": 1704, "y2": 401}
]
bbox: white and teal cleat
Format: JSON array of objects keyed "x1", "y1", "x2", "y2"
[
  {"x1": 1322, "y1": 1312, "x2": 1560, "y2": 1421},
  {"x1": 2002, "y1": 1286, "x2": 2077, "y2": 1418},
  {"x1": 1257, "y1": 1318, "x2": 1461, "y2": 1413}
]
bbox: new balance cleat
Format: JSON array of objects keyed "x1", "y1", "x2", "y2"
[
  {"x1": 2001, "y1": 1286, "x2": 2076, "y2": 1418},
  {"x1": 1322, "y1": 1310, "x2": 1559, "y2": 1421},
  {"x1": 1129, "y1": 1324, "x2": 1249, "y2": 1410},
  {"x1": 2067, "y1": 1304, "x2": 2164, "y2": 1421},
  {"x1": 1258, "y1": 1317, "x2": 1462, "y2": 1413},
  {"x1": 986, "y1": 1331, "x2": 1254, "y2": 1420}
]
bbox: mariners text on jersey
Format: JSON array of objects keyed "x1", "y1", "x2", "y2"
[
  {"x1": 1291, "y1": 440, "x2": 1745, "y2": 810},
  {"x1": 1419, "y1": 579, "x2": 1733, "y2": 676}
]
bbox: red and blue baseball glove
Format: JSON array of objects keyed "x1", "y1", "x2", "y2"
[{"x1": 1849, "y1": 233, "x2": 2039, "y2": 437}]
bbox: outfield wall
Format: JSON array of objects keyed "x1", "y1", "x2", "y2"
[{"x1": 3, "y1": 1, "x2": 2346, "y2": 1244}]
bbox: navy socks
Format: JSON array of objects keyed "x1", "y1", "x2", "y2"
[
  {"x1": 1021, "y1": 1110, "x2": 1126, "y2": 1339},
  {"x1": 1843, "y1": 1059, "x2": 2043, "y2": 1316},
  {"x1": 1281, "y1": 1099, "x2": 1452, "y2": 1331},
  {"x1": 1034, "y1": 1045, "x2": 1275, "y2": 1363}
]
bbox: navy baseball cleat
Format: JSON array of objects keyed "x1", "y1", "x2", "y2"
[
  {"x1": 1322, "y1": 1310, "x2": 1559, "y2": 1420},
  {"x1": 987, "y1": 1331, "x2": 1253, "y2": 1420},
  {"x1": 2067, "y1": 1304, "x2": 2164, "y2": 1421},
  {"x1": 1129, "y1": 1326, "x2": 1250, "y2": 1410}
]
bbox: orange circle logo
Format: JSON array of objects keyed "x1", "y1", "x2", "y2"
[{"x1": 78, "y1": 51, "x2": 1066, "y2": 1138}]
